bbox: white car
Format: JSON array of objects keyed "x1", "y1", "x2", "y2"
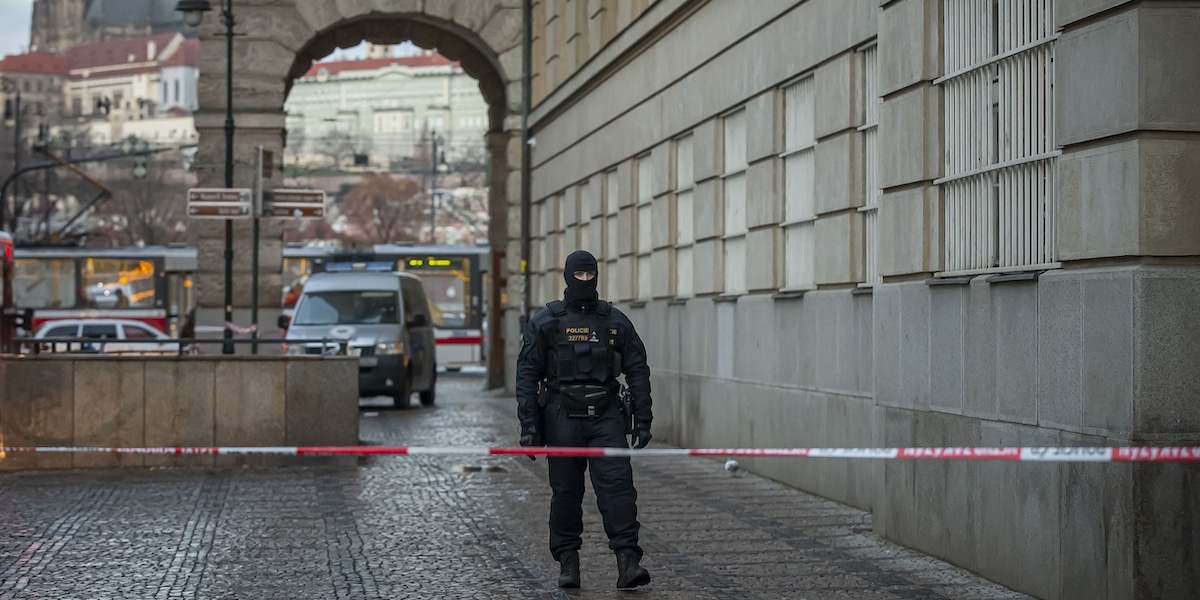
[{"x1": 33, "y1": 319, "x2": 179, "y2": 355}]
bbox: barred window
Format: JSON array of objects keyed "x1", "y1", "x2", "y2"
[
  {"x1": 938, "y1": 0, "x2": 1058, "y2": 274},
  {"x1": 780, "y1": 76, "x2": 816, "y2": 290},
  {"x1": 675, "y1": 135, "x2": 694, "y2": 298},
  {"x1": 604, "y1": 169, "x2": 620, "y2": 300},
  {"x1": 859, "y1": 46, "x2": 881, "y2": 285},
  {"x1": 723, "y1": 109, "x2": 748, "y2": 295},
  {"x1": 636, "y1": 154, "x2": 653, "y2": 301}
]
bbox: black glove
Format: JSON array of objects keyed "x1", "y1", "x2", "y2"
[
  {"x1": 519, "y1": 426, "x2": 543, "y2": 461},
  {"x1": 630, "y1": 428, "x2": 652, "y2": 449}
]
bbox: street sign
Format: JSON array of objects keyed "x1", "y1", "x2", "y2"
[
  {"x1": 189, "y1": 204, "x2": 251, "y2": 218},
  {"x1": 264, "y1": 188, "x2": 327, "y2": 220},
  {"x1": 187, "y1": 188, "x2": 253, "y2": 220},
  {"x1": 265, "y1": 204, "x2": 325, "y2": 219}
]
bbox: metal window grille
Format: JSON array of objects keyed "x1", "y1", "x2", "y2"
[
  {"x1": 782, "y1": 76, "x2": 816, "y2": 290},
  {"x1": 675, "y1": 135, "x2": 695, "y2": 298},
  {"x1": 860, "y1": 45, "x2": 882, "y2": 285},
  {"x1": 939, "y1": 0, "x2": 1057, "y2": 275},
  {"x1": 636, "y1": 156, "x2": 654, "y2": 300},
  {"x1": 723, "y1": 109, "x2": 748, "y2": 294},
  {"x1": 603, "y1": 169, "x2": 619, "y2": 264}
]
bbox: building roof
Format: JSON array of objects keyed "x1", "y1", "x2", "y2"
[
  {"x1": 302, "y1": 55, "x2": 458, "y2": 79},
  {"x1": 160, "y1": 39, "x2": 199, "y2": 69},
  {"x1": 0, "y1": 52, "x2": 68, "y2": 76},
  {"x1": 66, "y1": 33, "x2": 183, "y2": 79}
]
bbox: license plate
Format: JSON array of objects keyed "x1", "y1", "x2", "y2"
[{"x1": 358, "y1": 357, "x2": 377, "y2": 368}]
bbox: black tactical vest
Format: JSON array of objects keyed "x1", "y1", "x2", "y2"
[{"x1": 547, "y1": 300, "x2": 615, "y2": 384}]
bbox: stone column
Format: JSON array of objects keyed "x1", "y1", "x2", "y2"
[
  {"x1": 1054, "y1": 5, "x2": 1200, "y2": 596},
  {"x1": 877, "y1": 0, "x2": 943, "y2": 278},
  {"x1": 486, "y1": 130, "x2": 512, "y2": 391}
]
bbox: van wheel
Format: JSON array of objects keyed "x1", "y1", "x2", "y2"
[
  {"x1": 419, "y1": 369, "x2": 437, "y2": 406},
  {"x1": 392, "y1": 369, "x2": 412, "y2": 409}
]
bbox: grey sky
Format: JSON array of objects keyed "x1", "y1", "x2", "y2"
[{"x1": 0, "y1": 0, "x2": 32, "y2": 57}]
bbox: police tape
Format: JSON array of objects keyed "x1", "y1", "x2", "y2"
[{"x1": 1, "y1": 446, "x2": 1199, "y2": 462}]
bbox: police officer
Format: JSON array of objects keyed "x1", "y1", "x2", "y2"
[{"x1": 516, "y1": 250, "x2": 653, "y2": 590}]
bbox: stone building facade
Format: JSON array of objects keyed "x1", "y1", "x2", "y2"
[
  {"x1": 523, "y1": 1, "x2": 1199, "y2": 599},
  {"x1": 192, "y1": 1, "x2": 1198, "y2": 598},
  {"x1": 188, "y1": 1, "x2": 522, "y2": 392}
]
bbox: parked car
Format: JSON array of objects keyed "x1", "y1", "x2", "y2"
[
  {"x1": 281, "y1": 269, "x2": 437, "y2": 408},
  {"x1": 34, "y1": 319, "x2": 179, "y2": 355}
]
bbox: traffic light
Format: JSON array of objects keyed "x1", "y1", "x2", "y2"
[{"x1": 13, "y1": 308, "x2": 33, "y2": 334}]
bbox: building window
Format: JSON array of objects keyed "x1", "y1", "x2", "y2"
[
  {"x1": 938, "y1": 0, "x2": 1058, "y2": 274},
  {"x1": 780, "y1": 76, "x2": 816, "y2": 290},
  {"x1": 722, "y1": 108, "x2": 747, "y2": 295},
  {"x1": 174, "y1": 80, "x2": 180, "y2": 104},
  {"x1": 636, "y1": 154, "x2": 653, "y2": 301},
  {"x1": 675, "y1": 134, "x2": 694, "y2": 298},
  {"x1": 860, "y1": 45, "x2": 881, "y2": 285},
  {"x1": 604, "y1": 169, "x2": 619, "y2": 301}
]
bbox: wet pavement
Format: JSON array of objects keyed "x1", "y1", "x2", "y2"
[{"x1": 0, "y1": 371, "x2": 1029, "y2": 599}]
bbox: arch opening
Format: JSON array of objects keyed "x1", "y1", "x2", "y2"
[{"x1": 191, "y1": 5, "x2": 524, "y2": 391}]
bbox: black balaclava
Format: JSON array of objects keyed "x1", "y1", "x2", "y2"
[{"x1": 563, "y1": 250, "x2": 599, "y2": 306}]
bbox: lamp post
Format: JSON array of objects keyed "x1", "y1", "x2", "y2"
[
  {"x1": 429, "y1": 132, "x2": 446, "y2": 244},
  {"x1": 176, "y1": 0, "x2": 236, "y2": 354},
  {"x1": 2, "y1": 76, "x2": 21, "y2": 232}
]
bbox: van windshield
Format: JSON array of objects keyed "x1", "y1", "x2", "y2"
[{"x1": 292, "y1": 290, "x2": 400, "y2": 326}]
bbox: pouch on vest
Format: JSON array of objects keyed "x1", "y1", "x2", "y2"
[{"x1": 558, "y1": 383, "x2": 613, "y2": 418}]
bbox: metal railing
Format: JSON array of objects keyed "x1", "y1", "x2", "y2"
[{"x1": 14, "y1": 337, "x2": 352, "y2": 358}]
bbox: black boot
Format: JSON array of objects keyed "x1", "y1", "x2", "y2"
[
  {"x1": 615, "y1": 548, "x2": 650, "y2": 590},
  {"x1": 557, "y1": 551, "x2": 580, "y2": 588}
]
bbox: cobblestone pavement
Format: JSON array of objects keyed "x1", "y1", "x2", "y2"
[{"x1": 0, "y1": 372, "x2": 1030, "y2": 599}]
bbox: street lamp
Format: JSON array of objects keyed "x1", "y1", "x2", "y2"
[
  {"x1": 429, "y1": 132, "x2": 447, "y2": 244},
  {"x1": 176, "y1": 0, "x2": 236, "y2": 354},
  {"x1": 121, "y1": 136, "x2": 156, "y2": 179},
  {"x1": 2, "y1": 76, "x2": 21, "y2": 231}
]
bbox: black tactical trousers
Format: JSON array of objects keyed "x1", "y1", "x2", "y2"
[{"x1": 543, "y1": 401, "x2": 641, "y2": 560}]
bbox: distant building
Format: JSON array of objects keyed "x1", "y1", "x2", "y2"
[
  {"x1": 29, "y1": 0, "x2": 188, "y2": 55},
  {"x1": 284, "y1": 54, "x2": 490, "y2": 172},
  {"x1": 63, "y1": 33, "x2": 199, "y2": 146},
  {"x1": 0, "y1": 52, "x2": 69, "y2": 124}
]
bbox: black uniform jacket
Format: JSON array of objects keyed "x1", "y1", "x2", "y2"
[{"x1": 516, "y1": 299, "x2": 652, "y2": 428}]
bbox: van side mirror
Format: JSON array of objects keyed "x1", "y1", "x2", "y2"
[
  {"x1": 407, "y1": 313, "x2": 428, "y2": 327},
  {"x1": 277, "y1": 314, "x2": 291, "y2": 330}
]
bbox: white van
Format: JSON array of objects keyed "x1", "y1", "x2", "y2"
[{"x1": 281, "y1": 270, "x2": 437, "y2": 408}]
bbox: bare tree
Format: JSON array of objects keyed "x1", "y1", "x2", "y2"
[
  {"x1": 94, "y1": 153, "x2": 192, "y2": 246},
  {"x1": 339, "y1": 173, "x2": 425, "y2": 245}
]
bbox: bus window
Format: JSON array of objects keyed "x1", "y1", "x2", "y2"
[
  {"x1": 14, "y1": 258, "x2": 76, "y2": 308},
  {"x1": 82, "y1": 259, "x2": 157, "y2": 309},
  {"x1": 417, "y1": 271, "x2": 468, "y2": 327}
]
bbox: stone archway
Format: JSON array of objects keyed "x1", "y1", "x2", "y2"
[{"x1": 191, "y1": 2, "x2": 524, "y2": 390}]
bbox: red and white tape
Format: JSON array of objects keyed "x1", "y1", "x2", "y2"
[{"x1": 1, "y1": 446, "x2": 1199, "y2": 462}]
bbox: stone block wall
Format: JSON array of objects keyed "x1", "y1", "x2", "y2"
[
  {"x1": 525, "y1": 0, "x2": 1200, "y2": 597},
  {"x1": 0, "y1": 356, "x2": 359, "y2": 470}
]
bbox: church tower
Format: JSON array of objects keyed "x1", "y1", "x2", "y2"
[
  {"x1": 29, "y1": 0, "x2": 188, "y2": 55},
  {"x1": 29, "y1": 0, "x2": 90, "y2": 54}
]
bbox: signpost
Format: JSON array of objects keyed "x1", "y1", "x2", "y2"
[
  {"x1": 185, "y1": 183, "x2": 325, "y2": 356},
  {"x1": 187, "y1": 188, "x2": 252, "y2": 219},
  {"x1": 263, "y1": 189, "x2": 326, "y2": 219}
]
